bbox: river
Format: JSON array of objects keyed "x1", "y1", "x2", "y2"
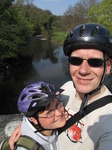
[{"x1": 0, "y1": 38, "x2": 71, "y2": 115}]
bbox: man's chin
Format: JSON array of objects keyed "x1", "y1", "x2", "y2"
[{"x1": 76, "y1": 89, "x2": 93, "y2": 96}]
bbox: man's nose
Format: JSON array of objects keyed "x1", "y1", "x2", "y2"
[{"x1": 79, "y1": 60, "x2": 91, "y2": 75}]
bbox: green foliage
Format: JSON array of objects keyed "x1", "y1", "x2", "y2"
[
  {"x1": 2, "y1": 0, "x2": 109, "y2": 63},
  {"x1": 42, "y1": 15, "x2": 56, "y2": 40},
  {"x1": 0, "y1": 1, "x2": 32, "y2": 61},
  {"x1": 0, "y1": 0, "x2": 58, "y2": 62},
  {"x1": 52, "y1": 31, "x2": 68, "y2": 44},
  {"x1": 88, "y1": 0, "x2": 112, "y2": 33},
  {"x1": 0, "y1": 0, "x2": 13, "y2": 14}
]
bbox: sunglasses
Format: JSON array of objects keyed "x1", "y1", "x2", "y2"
[{"x1": 68, "y1": 56, "x2": 108, "y2": 67}]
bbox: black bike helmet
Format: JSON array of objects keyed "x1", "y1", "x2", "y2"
[{"x1": 64, "y1": 23, "x2": 112, "y2": 57}]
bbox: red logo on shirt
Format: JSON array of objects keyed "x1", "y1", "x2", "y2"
[{"x1": 67, "y1": 124, "x2": 82, "y2": 142}]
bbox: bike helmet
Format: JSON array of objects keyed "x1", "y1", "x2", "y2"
[
  {"x1": 17, "y1": 81, "x2": 63, "y2": 117},
  {"x1": 64, "y1": 23, "x2": 112, "y2": 57}
]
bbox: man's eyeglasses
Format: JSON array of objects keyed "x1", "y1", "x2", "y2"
[
  {"x1": 68, "y1": 56, "x2": 108, "y2": 67},
  {"x1": 38, "y1": 102, "x2": 64, "y2": 118}
]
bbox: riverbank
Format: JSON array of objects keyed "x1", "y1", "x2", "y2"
[{"x1": 0, "y1": 114, "x2": 22, "y2": 143}]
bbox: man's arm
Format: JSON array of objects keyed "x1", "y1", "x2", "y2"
[
  {"x1": 8, "y1": 122, "x2": 22, "y2": 150},
  {"x1": 97, "y1": 131, "x2": 112, "y2": 150}
]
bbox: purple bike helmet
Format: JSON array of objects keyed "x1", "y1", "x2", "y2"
[{"x1": 17, "y1": 81, "x2": 63, "y2": 117}]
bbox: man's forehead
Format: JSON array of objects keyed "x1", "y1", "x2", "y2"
[{"x1": 71, "y1": 49, "x2": 104, "y2": 56}]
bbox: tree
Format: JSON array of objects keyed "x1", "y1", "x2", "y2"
[
  {"x1": 62, "y1": 0, "x2": 99, "y2": 30},
  {"x1": 81, "y1": 0, "x2": 99, "y2": 9},
  {"x1": 63, "y1": 3, "x2": 88, "y2": 30},
  {"x1": 88, "y1": 0, "x2": 112, "y2": 33},
  {"x1": 0, "y1": 0, "x2": 32, "y2": 61},
  {"x1": 0, "y1": 0, "x2": 13, "y2": 16},
  {"x1": 42, "y1": 15, "x2": 56, "y2": 40}
]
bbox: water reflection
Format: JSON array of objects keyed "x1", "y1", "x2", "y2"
[{"x1": 0, "y1": 38, "x2": 71, "y2": 114}]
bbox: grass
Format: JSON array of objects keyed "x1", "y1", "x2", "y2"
[{"x1": 52, "y1": 31, "x2": 68, "y2": 44}]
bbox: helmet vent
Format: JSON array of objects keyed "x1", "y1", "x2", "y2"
[
  {"x1": 79, "y1": 25, "x2": 85, "y2": 37},
  {"x1": 91, "y1": 26, "x2": 99, "y2": 36},
  {"x1": 29, "y1": 90, "x2": 37, "y2": 93},
  {"x1": 21, "y1": 94, "x2": 26, "y2": 101},
  {"x1": 70, "y1": 30, "x2": 73, "y2": 38},
  {"x1": 32, "y1": 94, "x2": 41, "y2": 99},
  {"x1": 40, "y1": 83, "x2": 51, "y2": 93}
]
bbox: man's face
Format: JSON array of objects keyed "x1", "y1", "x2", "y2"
[{"x1": 70, "y1": 49, "x2": 111, "y2": 95}]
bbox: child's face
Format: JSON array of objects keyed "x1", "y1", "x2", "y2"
[{"x1": 38, "y1": 98, "x2": 67, "y2": 130}]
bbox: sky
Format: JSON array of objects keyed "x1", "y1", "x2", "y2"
[{"x1": 33, "y1": 0, "x2": 79, "y2": 16}]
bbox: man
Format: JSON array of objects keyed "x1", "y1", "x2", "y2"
[
  {"x1": 9, "y1": 23, "x2": 112, "y2": 150},
  {"x1": 58, "y1": 23, "x2": 112, "y2": 150}
]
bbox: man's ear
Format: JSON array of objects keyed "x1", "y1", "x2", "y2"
[
  {"x1": 29, "y1": 117, "x2": 38, "y2": 125},
  {"x1": 106, "y1": 59, "x2": 112, "y2": 75}
]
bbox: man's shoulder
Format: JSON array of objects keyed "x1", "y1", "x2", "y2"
[
  {"x1": 61, "y1": 81, "x2": 75, "y2": 90},
  {"x1": 59, "y1": 81, "x2": 76, "y2": 107}
]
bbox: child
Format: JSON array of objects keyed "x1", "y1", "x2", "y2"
[{"x1": 1, "y1": 81, "x2": 68, "y2": 150}]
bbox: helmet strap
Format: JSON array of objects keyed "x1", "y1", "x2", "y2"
[
  {"x1": 79, "y1": 94, "x2": 87, "y2": 116},
  {"x1": 32, "y1": 115, "x2": 54, "y2": 133},
  {"x1": 30, "y1": 115, "x2": 46, "y2": 133}
]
